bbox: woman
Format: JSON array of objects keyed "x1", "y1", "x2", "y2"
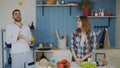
[{"x1": 70, "y1": 16, "x2": 96, "y2": 63}]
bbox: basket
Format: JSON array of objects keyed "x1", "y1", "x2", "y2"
[{"x1": 46, "y1": 0, "x2": 56, "y2": 4}]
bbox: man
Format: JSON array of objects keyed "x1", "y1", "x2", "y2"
[{"x1": 5, "y1": 9, "x2": 34, "y2": 68}]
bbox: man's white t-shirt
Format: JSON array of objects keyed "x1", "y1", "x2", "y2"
[{"x1": 5, "y1": 23, "x2": 31, "y2": 54}]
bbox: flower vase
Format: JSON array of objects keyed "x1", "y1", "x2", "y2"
[{"x1": 83, "y1": 8, "x2": 89, "y2": 16}]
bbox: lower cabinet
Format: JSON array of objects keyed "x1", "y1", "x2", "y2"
[{"x1": 34, "y1": 50, "x2": 72, "y2": 62}]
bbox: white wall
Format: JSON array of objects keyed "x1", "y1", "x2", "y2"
[
  {"x1": 0, "y1": 30, "x2": 2, "y2": 68},
  {"x1": 0, "y1": 0, "x2": 36, "y2": 29},
  {"x1": 0, "y1": 0, "x2": 36, "y2": 68},
  {"x1": 116, "y1": 0, "x2": 120, "y2": 48}
]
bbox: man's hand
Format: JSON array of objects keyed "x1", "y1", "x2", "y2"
[{"x1": 17, "y1": 32, "x2": 25, "y2": 40}]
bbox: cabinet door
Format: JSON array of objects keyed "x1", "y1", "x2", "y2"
[
  {"x1": 53, "y1": 50, "x2": 72, "y2": 62},
  {"x1": 35, "y1": 50, "x2": 53, "y2": 62}
]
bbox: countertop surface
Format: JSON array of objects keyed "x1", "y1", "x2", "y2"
[{"x1": 35, "y1": 62, "x2": 114, "y2": 68}]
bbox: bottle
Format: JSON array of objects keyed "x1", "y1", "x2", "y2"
[
  {"x1": 98, "y1": 9, "x2": 101, "y2": 16},
  {"x1": 56, "y1": 0, "x2": 59, "y2": 5},
  {"x1": 8, "y1": 53, "x2": 12, "y2": 64},
  {"x1": 30, "y1": 22, "x2": 35, "y2": 30},
  {"x1": 91, "y1": 10, "x2": 94, "y2": 16}
]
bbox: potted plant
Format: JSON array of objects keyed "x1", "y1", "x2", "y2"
[{"x1": 78, "y1": 0, "x2": 94, "y2": 16}]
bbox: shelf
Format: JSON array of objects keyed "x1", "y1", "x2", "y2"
[
  {"x1": 36, "y1": 4, "x2": 78, "y2": 7},
  {"x1": 88, "y1": 16, "x2": 117, "y2": 18},
  {"x1": 76, "y1": 16, "x2": 117, "y2": 18},
  {"x1": 76, "y1": 16, "x2": 117, "y2": 28},
  {"x1": 36, "y1": 4, "x2": 78, "y2": 16}
]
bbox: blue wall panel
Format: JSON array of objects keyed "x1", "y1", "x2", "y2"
[{"x1": 36, "y1": 0, "x2": 116, "y2": 47}]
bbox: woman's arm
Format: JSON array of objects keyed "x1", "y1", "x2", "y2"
[
  {"x1": 70, "y1": 32, "x2": 77, "y2": 59},
  {"x1": 81, "y1": 53, "x2": 92, "y2": 61},
  {"x1": 81, "y1": 31, "x2": 96, "y2": 61},
  {"x1": 70, "y1": 32, "x2": 81, "y2": 63},
  {"x1": 71, "y1": 51, "x2": 78, "y2": 61}
]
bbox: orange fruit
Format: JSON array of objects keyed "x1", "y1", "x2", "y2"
[{"x1": 30, "y1": 36, "x2": 35, "y2": 42}]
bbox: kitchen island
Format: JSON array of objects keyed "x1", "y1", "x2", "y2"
[
  {"x1": 35, "y1": 61, "x2": 114, "y2": 68},
  {"x1": 34, "y1": 49, "x2": 115, "y2": 68}
]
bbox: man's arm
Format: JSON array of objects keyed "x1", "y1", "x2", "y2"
[{"x1": 5, "y1": 25, "x2": 18, "y2": 44}]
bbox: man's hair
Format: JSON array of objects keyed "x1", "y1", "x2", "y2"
[{"x1": 12, "y1": 9, "x2": 21, "y2": 16}]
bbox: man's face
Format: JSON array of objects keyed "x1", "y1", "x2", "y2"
[{"x1": 12, "y1": 11, "x2": 21, "y2": 22}]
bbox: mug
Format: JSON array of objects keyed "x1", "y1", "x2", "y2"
[
  {"x1": 88, "y1": 58, "x2": 92, "y2": 62},
  {"x1": 49, "y1": 58, "x2": 55, "y2": 63}
]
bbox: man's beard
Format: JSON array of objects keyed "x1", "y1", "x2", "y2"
[{"x1": 14, "y1": 18, "x2": 21, "y2": 22}]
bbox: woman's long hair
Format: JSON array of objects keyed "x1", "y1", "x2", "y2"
[{"x1": 76, "y1": 16, "x2": 91, "y2": 54}]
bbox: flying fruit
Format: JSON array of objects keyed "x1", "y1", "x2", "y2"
[
  {"x1": 30, "y1": 36, "x2": 35, "y2": 43},
  {"x1": 55, "y1": 29, "x2": 60, "y2": 39}
]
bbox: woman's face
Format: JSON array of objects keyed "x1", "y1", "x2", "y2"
[{"x1": 77, "y1": 18, "x2": 82, "y2": 28}]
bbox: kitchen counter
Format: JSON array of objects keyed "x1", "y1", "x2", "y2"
[
  {"x1": 34, "y1": 49, "x2": 115, "y2": 68},
  {"x1": 35, "y1": 62, "x2": 81, "y2": 68},
  {"x1": 35, "y1": 62, "x2": 114, "y2": 68}
]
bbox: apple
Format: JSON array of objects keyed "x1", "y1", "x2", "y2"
[{"x1": 62, "y1": 59, "x2": 68, "y2": 64}]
